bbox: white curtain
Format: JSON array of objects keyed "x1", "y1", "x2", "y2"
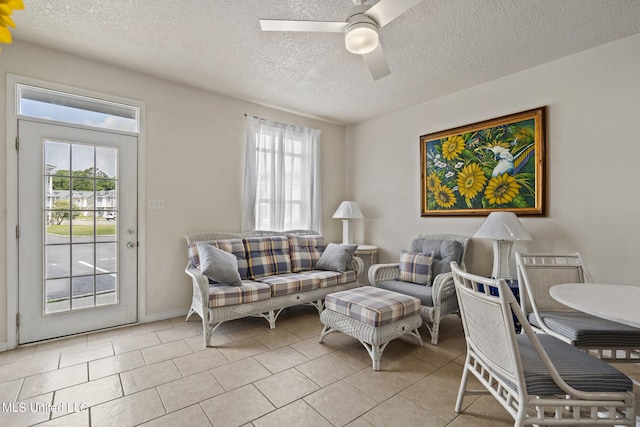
[{"x1": 242, "y1": 116, "x2": 322, "y2": 233}]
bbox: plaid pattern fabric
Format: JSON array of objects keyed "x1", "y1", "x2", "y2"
[
  {"x1": 208, "y1": 280, "x2": 271, "y2": 308},
  {"x1": 288, "y1": 235, "x2": 325, "y2": 272},
  {"x1": 325, "y1": 287, "x2": 420, "y2": 327},
  {"x1": 188, "y1": 239, "x2": 249, "y2": 279},
  {"x1": 257, "y1": 273, "x2": 320, "y2": 297},
  {"x1": 188, "y1": 242, "x2": 201, "y2": 268},
  {"x1": 398, "y1": 251, "x2": 434, "y2": 285},
  {"x1": 244, "y1": 236, "x2": 292, "y2": 279},
  {"x1": 305, "y1": 270, "x2": 357, "y2": 288}
]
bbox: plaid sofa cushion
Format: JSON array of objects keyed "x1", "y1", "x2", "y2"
[
  {"x1": 288, "y1": 235, "x2": 325, "y2": 272},
  {"x1": 257, "y1": 273, "x2": 320, "y2": 297},
  {"x1": 244, "y1": 236, "x2": 292, "y2": 279},
  {"x1": 305, "y1": 270, "x2": 357, "y2": 288},
  {"x1": 208, "y1": 280, "x2": 272, "y2": 308},
  {"x1": 398, "y1": 250, "x2": 434, "y2": 285},
  {"x1": 325, "y1": 287, "x2": 420, "y2": 327},
  {"x1": 188, "y1": 239, "x2": 249, "y2": 279}
]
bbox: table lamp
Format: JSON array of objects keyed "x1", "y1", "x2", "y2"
[
  {"x1": 473, "y1": 211, "x2": 532, "y2": 279},
  {"x1": 332, "y1": 201, "x2": 363, "y2": 244}
]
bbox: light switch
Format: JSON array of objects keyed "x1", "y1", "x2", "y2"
[{"x1": 148, "y1": 199, "x2": 165, "y2": 209}]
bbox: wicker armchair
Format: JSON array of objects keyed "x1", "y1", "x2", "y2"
[
  {"x1": 516, "y1": 252, "x2": 640, "y2": 362},
  {"x1": 451, "y1": 262, "x2": 636, "y2": 426},
  {"x1": 368, "y1": 233, "x2": 469, "y2": 345}
]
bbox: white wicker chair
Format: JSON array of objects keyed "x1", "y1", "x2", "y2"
[
  {"x1": 368, "y1": 233, "x2": 469, "y2": 345},
  {"x1": 450, "y1": 262, "x2": 636, "y2": 426},
  {"x1": 516, "y1": 252, "x2": 640, "y2": 363}
]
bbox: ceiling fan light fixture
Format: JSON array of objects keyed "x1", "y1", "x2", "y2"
[{"x1": 345, "y1": 22, "x2": 379, "y2": 55}]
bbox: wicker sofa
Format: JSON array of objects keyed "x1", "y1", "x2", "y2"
[
  {"x1": 185, "y1": 230, "x2": 364, "y2": 346},
  {"x1": 368, "y1": 233, "x2": 469, "y2": 345}
]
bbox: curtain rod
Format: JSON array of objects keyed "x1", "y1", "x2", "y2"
[
  {"x1": 242, "y1": 113, "x2": 264, "y2": 120},
  {"x1": 242, "y1": 113, "x2": 321, "y2": 133}
]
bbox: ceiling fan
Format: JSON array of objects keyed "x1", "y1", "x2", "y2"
[{"x1": 259, "y1": 0, "x2": 424, "y2": 81}]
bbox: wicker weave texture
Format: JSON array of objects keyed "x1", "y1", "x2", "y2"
[
  {"x1": 368, "y1": 233, "x2": 469, "y2": 345},
  {"x1": 185, "y1": 229, "x2": 319, "y2": 245},
  {"x1": 451, "y1": 262, "x2": 637, "y2": 426},
  {"x1": 184, "y1": 230, "x2": 363, "y2": 347},
  {"x1": 320, "y1": 309, "x2": 422, "y2": 346}
]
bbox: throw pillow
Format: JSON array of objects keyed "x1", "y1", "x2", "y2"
[
  {"x1": 398, "y1": 250, "x2": 434, "y2": 285},
  {"x1": 197, "y1": 243, "x2": 242, "y2": 286},
  {"x1": 316, "y1": 243, "x2": 358, "y2": 272}
]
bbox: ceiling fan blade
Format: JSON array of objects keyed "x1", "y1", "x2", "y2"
[
  {"x1": 362, "y1": 44, "x2": 391, "y2": 80},
  {"x1": 366, "y1": 0, "x2": 424, "y2": 28},
  {"x1": 259, "y1": 20, "x2": 347, "y2": 33}
]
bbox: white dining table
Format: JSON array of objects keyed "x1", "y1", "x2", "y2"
[{"x1": 550, "y1": 283, "x2": 640, "y2": 329}]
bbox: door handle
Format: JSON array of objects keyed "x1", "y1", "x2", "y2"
[{"x1": 127, "y1": 241, "x2": 136, "y2": 249}]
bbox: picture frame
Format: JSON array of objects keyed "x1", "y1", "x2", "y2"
[{"x1": 420, "y1": 107, "x2": 546, "y2": 216}]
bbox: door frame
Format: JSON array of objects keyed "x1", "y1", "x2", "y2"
[{"x1": 5, "y1": 74, "x2": 147, "y2": 349}]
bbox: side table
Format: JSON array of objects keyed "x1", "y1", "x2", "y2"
[{"x1": 354, "y1": 244, "x2": 378, "y2": 286}]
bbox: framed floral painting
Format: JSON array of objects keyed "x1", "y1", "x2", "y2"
[{"x1": 420, "y1": 107, "x2": 546, "y2": 216}]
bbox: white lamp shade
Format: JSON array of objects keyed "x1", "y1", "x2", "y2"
[
  {"x1": 332, "y1": 201, "x2": 364, "y2": 219},
  {"x1": 344, "y1": 22, "x2": 379, "y2": 54},
  {"x1": 473, "y1": 212, "x2": 532, "y2": 241},
  {"x1": 474, "y1": 211, "x2": 531, "y2": 279}
]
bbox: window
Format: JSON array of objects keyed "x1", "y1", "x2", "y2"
[
  {"x1": 242, "y1": 117, "x2": 322, "y2": 232},
  {"x1": 17, "y1": 84, "x2": 139, "y2": 132}
]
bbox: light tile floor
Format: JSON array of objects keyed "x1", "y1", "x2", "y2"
[{"x1": 0, "y1": 307, "x2": 638, "y2": 427}]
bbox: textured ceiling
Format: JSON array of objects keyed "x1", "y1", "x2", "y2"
[{"x1": 11, "y1": 0, "x2": 640, "y2": 125}]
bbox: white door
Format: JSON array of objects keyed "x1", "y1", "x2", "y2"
[{"x1": 18, "y1": 119, "x2": 138, "y2": 344}]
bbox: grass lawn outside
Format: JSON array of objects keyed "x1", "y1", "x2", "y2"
[{"x1": 47, "y1": 224, "x2": 116, "y2": 236}]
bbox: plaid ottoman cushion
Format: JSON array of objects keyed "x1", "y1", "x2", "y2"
[{"x1": 325, "y1": 287, "x2": 421, "y2": 327}]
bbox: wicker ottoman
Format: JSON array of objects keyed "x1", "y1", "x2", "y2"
[{"x1": 319, "y1": 286, "x2": 423, "y2": 370}]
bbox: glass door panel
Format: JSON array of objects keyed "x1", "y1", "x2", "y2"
[{"x1": 43, "y1": 140, "x2": 119, "y2": 314}]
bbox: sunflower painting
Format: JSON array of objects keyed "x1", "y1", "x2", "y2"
[{"x1": 420, "y1": 107, "x2": 546, "y2": 216}]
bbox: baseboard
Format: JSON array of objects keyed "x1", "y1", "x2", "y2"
[
  {"x1": 0, "y1": 342, "x2": 7, "y2": 352},
  {"x1": 141, "y1": 308, "x2": 190, "y2": 324}
]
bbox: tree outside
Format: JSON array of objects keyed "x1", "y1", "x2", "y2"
[{"x1": 49, "y1": 199, "x2": 80, "y2": 225}]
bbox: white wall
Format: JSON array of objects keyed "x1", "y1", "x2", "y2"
[
  {"x1": 0, "y1": 41, "x2": 347, "y2": 343},
  {"x1": 346, "y1": 34, "x2": 640, "y2": 283}
]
